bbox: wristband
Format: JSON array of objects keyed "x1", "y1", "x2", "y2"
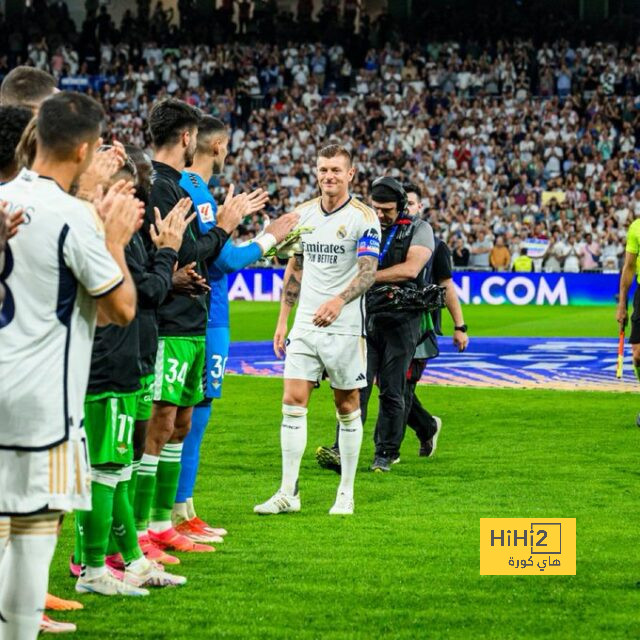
[
  {"x1": 454, "y1": 324, "x2": 468, "y2": 333},
  {"x1": 254, "y1": 233, "x2": 277, "y2": 255}
]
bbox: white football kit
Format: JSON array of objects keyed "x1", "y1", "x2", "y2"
[
  {"x1": 284, "y1": 196, "x2": 381, "y2": 390},
  {"x1": 0, "y1": 169, "x2": 123, "y2": 514}
]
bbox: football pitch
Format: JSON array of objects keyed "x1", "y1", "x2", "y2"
[{"x1": 48, "y1": 303, "x2": 639, "y2": 639}]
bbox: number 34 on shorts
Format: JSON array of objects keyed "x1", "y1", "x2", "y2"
[{"x1": 153, "y1": 336, "x2": 206, "y2": 407}]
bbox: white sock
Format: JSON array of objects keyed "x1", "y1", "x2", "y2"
[
  {"x1": 0, "y1": 517, "x2": 8, "y2": 568},
  {"x1": 186, "y1": 497, "x2": 196, "y2": 520},
  {"x1": 84, "y1": 565, "x2": 107, "y2": 580},
  {"x1": 0, "y1": 515, "x2": 58, "y2": 640},
  {"x1": 172, "y1": 502, "x2": 189, "y2": 522},
  {"x1": 126, "y1": 556, "x2": 149, "y2": 572},
  {"x1": 149, "y1": 520, "x2": 172, "y2": 533},
  {"x1": 280, "y1": 404, "x2": 307, "y2": 496},
  {"x1": 337, "y1": 409, "x2": 363, "y2": 499},
  {"x1": 138, "y1": 453, "x2": 159, "y2": 477}
]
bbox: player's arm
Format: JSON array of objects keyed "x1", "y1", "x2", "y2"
[
  {"x1": 126, "y1": 241, "x2": 176, "y2": 309},
  {"x1": 96, "y1": 196, "x2": 142, "y2": 326},
  {"x1": 215, "y1": 213, "x2": 299, "y2": 274},
  {"x1": 273, "y1": 253, "x2": 303, "y2": 358},
  {"x1": 312, "y1": 255, "x2": 378, "y2": 328},
  {"x1": 617, "y1": 250, "x2": 637, "y2": 328},
  {"x1": 183, "y1": 186, "x2": 250, "y2": 265}
]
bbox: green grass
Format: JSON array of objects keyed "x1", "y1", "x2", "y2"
[
  {"x1": 228, "y1": 302, "x2": 619, "y2": 342},
  {"x1": 49, "y1": 378, "x2": 639, "y2": 638}
]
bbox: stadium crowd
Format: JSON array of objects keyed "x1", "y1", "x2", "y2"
[{"x1": 0, "y1": 7, "x2": 639, "y2": 275}]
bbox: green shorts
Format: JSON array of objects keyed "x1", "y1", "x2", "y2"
[
  {"x1": 136, "y1": 373, "x2": 155, "y2": 421},
  {"x1": 84, "y1": 391, "x2": 138, "y2": 466},
  {"x1": 153, "y1": 336, "x2": 205, "y2": 407}
]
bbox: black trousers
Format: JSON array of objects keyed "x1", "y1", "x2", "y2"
[
  {"x1": 403, "y1": 377, "x2": 438, "y2": 444},
  {"x1": 360, "y1": 311, "x2": 423, "y2": 458}
]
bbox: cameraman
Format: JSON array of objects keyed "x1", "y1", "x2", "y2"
[
  {"x1": 363, "y1": 178, "x2": 435, "y2": 472},
  {"x1": 402, "y1": 183, "x2": 469, "y2": 457}
]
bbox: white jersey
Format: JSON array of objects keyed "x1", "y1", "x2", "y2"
[
  {"x1": 0, "y1": 169, "x2": 123, "y2": 451},
  {"x1": 292, "y1": 196, "x2": 380, "y2": 336}
]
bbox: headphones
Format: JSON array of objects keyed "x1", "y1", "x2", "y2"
[{"x1": 371, "y1": 176, "x2": 408, "y2": 215}]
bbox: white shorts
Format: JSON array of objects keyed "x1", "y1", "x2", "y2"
[
  {"x1": 0, "y1": 427, "x2": 91, "y2": 515},
  {"x1": 284, "y1": 330, "x2": 367, "y2": 390}
]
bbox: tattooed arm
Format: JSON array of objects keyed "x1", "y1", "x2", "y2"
[
  {"x1": 312, "y1": 255, "x2": 378, "y2": 328},
  {"x1": 273, "y1": 253, "x2": 303, "y2": 358}
]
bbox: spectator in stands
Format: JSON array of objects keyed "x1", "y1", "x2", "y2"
[
  {"x1": 563, "y1": 235, "x2": 581, "y2": 273},
  {"x1": 513, "y1": 247, "x2": 534, "y2": 272},
  {"x1": 579, "y1": 233, "x2": 601, "y2": 272},
  {"x1": 451, "y1": 238, "x2": 470, "y2": 268},
  {"x1": 490, "y1": 235, "x2": 511, "y2": 271},
  {"x1": 469, "y1": 230, "x2": 492, "y2": 270},
  {"x1": 0, "y1": 23, "x2": 636, "y2": 275}
]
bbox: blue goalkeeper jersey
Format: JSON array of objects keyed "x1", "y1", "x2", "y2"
[{"x1": 179, "y1": 172, "x2": 263, "y2": 328}]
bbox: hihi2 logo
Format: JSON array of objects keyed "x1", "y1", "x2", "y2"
[{"x1": 479, "y1": 518, "x2": 576, "y2": 575}]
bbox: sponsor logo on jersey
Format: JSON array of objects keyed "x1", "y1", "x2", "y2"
[
  {"x1": 198, "y1": 202, "x2": 215, "y2": 223},
  {"x1": 301, "y1": 240, "x2": 346, "y2": 264}
]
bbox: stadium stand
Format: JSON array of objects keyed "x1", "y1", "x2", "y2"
[{"x1": 0, "y1": 1, "x2": 638, "y2": 272}]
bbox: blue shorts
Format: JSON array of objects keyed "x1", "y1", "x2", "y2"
[{"x1": 204, "y1": 326, "x2": 230, "y2": 399}]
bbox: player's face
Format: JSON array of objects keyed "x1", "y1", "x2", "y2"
[
  {"x1": 211, "y1": 135, "x2": 229, "y2": 174},
  {"x1": 406, "y1": 192, "x2": 420, "y2": 216},
  {"x1": 372, "y1": 200, "x2": 399, "y2": 229},
  {"x1": 74, "y1": 134, "x2": 100, "y2": 181},
  {"x1": 183, "y1": 127, "x2": 197, "y2": 167},
  {"x1": 316, "y1": 155, "x2": 354, "y2": 199}
]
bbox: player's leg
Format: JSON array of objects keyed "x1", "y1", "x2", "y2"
[
  {"x1": 175, "y1": 327, "x2": 230, "y2": 539},
  {"x1": 317, "y1": 334, "x2": 374, "y2": 473},
  {"x1": 131, "y1": 373, "x2": 154, "y2": 507},
  {"x1": 255, "y1": 331, "x2": 322, "y2": 515},
  {"x1": 254, "y1": 378, "x2": 313, "y2": 514},
  {"x1": 281, "y1": 379, "x2": 314, "y2": 495},
  {"x1": 173, "y1": 399, "x2": 211, "y2": 527},
  {"x1": 112, "y1": 466, "x2": 186, "y2": 589},
  {"x1": 134, "y1": 337, "x2": 186, "y2": 540},
  {"x1": 130, "y1": 399, "x2": 179, "y2": 564},
  {"x1": 134, "y1": 401, "x2": 173, "y2": 528},
  {"x1": 254, "y1": 378, "x2": 314, "y2": 515},
  {"x1": 321, "y1": 334, "x2": 368, "y2": 515},
  {"x1": 0, "y1": 513, "x2": 59, "y2": 640},
  {"x1": 147, "y1": 337, "x2": 214, "y2": 551},
  {"x1": 331, "y1": 388, "x2": 362, "y2": 515},
  {"x1": 76, "y1": 393, "x2": 147, "y2": 596}
]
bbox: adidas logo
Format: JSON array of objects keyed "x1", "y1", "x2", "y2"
[{"x1": 355, "y1": 373, "x2": 366, "y2": 382}]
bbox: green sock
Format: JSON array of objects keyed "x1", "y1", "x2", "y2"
[
  {"x1": 73, "y1": 513, "x2": 83, "y2": 565},
  {"x1": 634, "y1": 364, "x2": 640, "y2": 382},
  {"x1": 128, "y1": 459, "x2": 140, "y2": 507},
  {"x1": 106, "y1": 534, "x2": 118, "y2": 556},
  {"x1": 112, "y1": 473, "x2": 143, "y2": 563},
  {"x1": 77, "y1": 471, "x2": 119, "y2": 567},
  {"x1": 150, "y1": 444, "x2": 183, "y2": 525},
  {"x1": 133, "y1": 454, "x2": 159, "y2": 532}
]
